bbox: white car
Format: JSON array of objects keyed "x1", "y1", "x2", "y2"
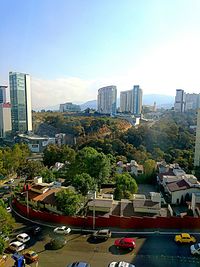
[
  {"x1": 53, "y1": 226, "x2": 71, "y2": 235},
  {"x1": 191, "y1": 243, "x2": 200, "y2": 255},
  {"x1": 16, "y1": 233, "x2": 30, "y2": 243},
  {"x1": 6, "y1": 207, "x2": 11, "y2": 213},
  {"x1": 108, "y1": 262, "x2": 135, "y2": 267},
  {"x1": 9, "y1": 241, "x2": 25, "y2": 252}
]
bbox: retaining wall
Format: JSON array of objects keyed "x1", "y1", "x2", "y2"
[{"x1": 13, "y1": 199, "x2": 200, "y2": 229}]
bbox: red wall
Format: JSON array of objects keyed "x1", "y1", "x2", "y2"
[{"x1": 13, "y1": 199, "x2": 200, "y2": 229}]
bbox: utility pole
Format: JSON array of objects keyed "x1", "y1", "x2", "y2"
[
  {"x1": 26, "y1": 190, "x2": 29, "y2": 217},
  {"x1": 92, "y1": 191, "x2": 96, "y2": 230}
]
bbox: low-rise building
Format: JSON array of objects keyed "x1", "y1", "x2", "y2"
[
  {"x1": 116, "y1": 160, "x2": 144, "y2": 176},
  {"x1": 17, "y1": 133, "x2": 55, "y2": 153}
]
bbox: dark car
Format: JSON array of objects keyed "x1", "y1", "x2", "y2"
[
  {"x1": 67, "y1": 262, "x2": 91, "y2": 267},
  {"x1": 91, "y1": 229, "x2": 111, "y2": 240},
  {"x1": 46, "y1": 237, "x2": 67, "y2": 250},
  {"x1": 29, "y1": 226, "x2": 42, "y2": 235}
]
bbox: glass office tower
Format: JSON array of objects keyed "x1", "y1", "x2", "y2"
[{"x1": 9, "y1": 72, "x2": 32, "y2": 133}]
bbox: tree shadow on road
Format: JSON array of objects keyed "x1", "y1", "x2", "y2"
[{"x1": 109, "y1": 245, "x2": 134, "y2": 255}]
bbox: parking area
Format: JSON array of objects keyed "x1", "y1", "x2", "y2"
[{"x1": 4, "y1": 226, "x2": 200, "y2": 267}]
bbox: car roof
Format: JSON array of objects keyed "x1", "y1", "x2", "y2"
[
  {"x1": 10, "y1": 241, "x2": 24, "y2": 246},
  {"x1": 17, "y1": 233, "x2": 29, "y2": 238},
  {"x1": 70, "y1": 262, "x2": 89, "y2": 267},
  {"x1": 118, "y1": 262, "x2": 135, "y2": 267},
  {"x1": 120, "y1": 237, "x2": 135, "y2": 242},
  {"x1": 181, "y1": 233, "x2": 190, "y2": 237},
  {"x1": 97, "y1": 229, "x2": 110, "y2": 233},
  {"x1": 27, "y1": 250, "x2": 36, "y2": 254}
]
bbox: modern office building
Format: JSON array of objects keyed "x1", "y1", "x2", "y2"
[
  {"x1": 174, "y1": 89, "x2": 185, "y2": 112},
  {"x1": 0, "y1": 103, "x2": 12, "y2": 138},
  {"x1": 9, "y1": 72, "x2": 32, "y2": 133},
  {"x1": 120, "y1": 85, "x2": 143, "y2": 115},
  {"x1": 59, "y1": 102, "x2": 81, "y2": 112},
  {"x1": 132, "y1": 85, "x2": 143, "y2": 115},
  {"x1": 194, "y1": 109, "x2": 200, "y2": 167},
  {"x1": 0, "y1": 86, "x2": 7, "y2": 103},
  {"x1": 97, "y1": 85, "x2": 117, "y2": 115}
]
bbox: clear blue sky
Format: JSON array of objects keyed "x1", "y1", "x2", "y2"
[{"x1": 1, "y1": 0, "x2": 200, "y2": 108}]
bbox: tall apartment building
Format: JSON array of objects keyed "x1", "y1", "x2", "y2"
[
  {"x1": 0, "y1": 86, "x2": 7, "y2": 103},
  {"x1": 194, "y1": 109, "x2": 200, "y2": 166},
  {"x1": 120, "y1": 85, "x2": 143, "y2": 115},
  {"x1": 97, "y1": 85, "x2": 117, "y2": 115},
  {"x1": 174, "y1": 89, "x2": 185, "y2": 112},
  {"x1": 120, "y1": 90, "x2": 132, "y2": 113},
  {"x1": 9, "y1": 72, "x2": 32, "y2": 133},
  {"x1": 133, "y1": 85, "x2": 143, "y2": 115},
  {"x1": 185, "y1": 93, "x2": 200, "y2": 111},
  {"x1": 0, "y1": 103, "x2": 12, "y2": 138}
]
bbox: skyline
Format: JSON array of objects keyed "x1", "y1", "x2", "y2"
[{"x1": 1, "y1": 0, "x2": 200, "y2": 109}]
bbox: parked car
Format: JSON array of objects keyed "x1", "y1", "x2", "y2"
[
  {"x1": 16, "y1": 233, "x2": 30, "y2": 243},
  {"x1": 67, "y1": 262, "x2": 91, "y2": 267},
  {"x1": 6, "y1": 207, "x2": 11, "y2": 213},
  {"x1": 29, "y1": 226, "x2": 42, "y2": 235},
  {"x1": 91, "y1": 229, "x2": 111, "y2": 240},
  {"x1": 7, "y1": 179, "x2": 14, "y2": 184},
  {"x1": 108, "y1": 261, "x2": 135, "y2": 267},
  {"x1": 54, "y1": 226, "x2": 71, "y2": 235},
  {"x1": 24, "y1": 250, "x2": 39, "y2": 262},
  {"x1": 46, "y1": 237, "x2": 67, "y2": 250},
  {"x1": 9, "y1": 241, "x2": 25, "y2": 252},
  {"x1": 191, "y1": 243, "x2": 200, "y2": 255},
  {"x1": 174, "y1": 233, "x2": 196, "y2": 244},
  {"x1": 114, "y1": 238, "x2": 136, "y2": 250}
]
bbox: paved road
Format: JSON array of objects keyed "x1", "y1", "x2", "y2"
[{"x1": 5, "y1": 228, "x2": 200, "y2": 267}]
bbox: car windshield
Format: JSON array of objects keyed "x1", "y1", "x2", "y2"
[
  {"x1": 30, "y1": 252, "x2": 37, "y2": 256},
  {"x1": 194, "y1": 244, "x2": 200, "y2": 249}
]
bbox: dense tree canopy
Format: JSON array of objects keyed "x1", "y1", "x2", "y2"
[
  {"x1": 114, "y1": 173, "x2": 138, "y2": 200},
  {"x1": 56, "y1": 188, "x2": 82, "y2": 215},
  {"x1": 43, "y1": 144, "x2": 76, "y2": 167},
  {"x1": 72, "y1": 173, "x2": 96, "y2": 196}
]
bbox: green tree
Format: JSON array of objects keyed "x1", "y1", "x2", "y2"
[
  {"x1": 72, "y1": 173, "x2": 96, "y2": 196},
  {"x1": 43, "y1": 144, "x2": 76, "y2": 167},
  {"x1": 114, "y1": 173, "x2": 138, "y2": 200},
  {"x1": 75, "y1": 147, "x2": 111, "y2": 186},
  {"x1": 0, "y1": 237, "x2": 5, "y2": 254},
  {"x1": 39, "y1": 167, "x2": 56, "y2": 183},
  {"x1": 19, "y1": 161, "x2": 44, "y2": 179},
  {"x1": 56, "y1": 188, "x2": 82, "y2": 215}
]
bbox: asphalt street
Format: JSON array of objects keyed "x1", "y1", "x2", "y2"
[{"x1": 5, "y1": 227, "x2": 200, "y2": 267}]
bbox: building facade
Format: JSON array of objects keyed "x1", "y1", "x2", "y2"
[
  {"x1": 120, "y1": 85, "x2": 143, "y2": 115},
  {"x1": 9, "y1": 72, "x2": 32, "y2": 133},
  {"x1": 59, "y1": 102, "x2": 81, "y2": 112},
  {"x1": 0, "y1": 86, "x2": 7, "y2": 104},
  {"x1": 0, "y1": 103, "x2": 12, "y2": 138},
  {"x1": 132, "y1": 85, "x2": 143, "y2": 115},
  {"x1": 97, "y1": 85, "x2": 117, "y2": 115},
  {"x1": 194, "y1": 109, "x2": 200, "y2": 166},
  {"x1": 185, "y1": 93, "x2": 200, "y2": 111},
  {"x1": 174, "y1": 89, "x2": 185, "y2": 112}
]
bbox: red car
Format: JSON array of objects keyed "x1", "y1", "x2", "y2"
[{"x1": 114, "y1": 237, "x2": 136, "y2": 250}]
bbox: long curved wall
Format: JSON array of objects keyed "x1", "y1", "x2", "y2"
[{"x1": 13, "y1": 199, "x2": 200, "y2": 229}]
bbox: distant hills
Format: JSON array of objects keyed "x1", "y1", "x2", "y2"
[{"x1": 37, "y1": 94, "x2": 174, "y2": 111}]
